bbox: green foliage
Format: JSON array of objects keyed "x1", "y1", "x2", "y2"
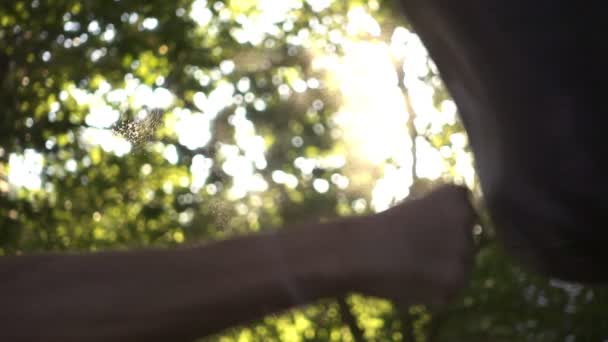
[{"x1": 1, "y1": 0, "x2": 607, "y2": 341}]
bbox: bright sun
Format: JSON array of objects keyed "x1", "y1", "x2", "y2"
[{"x1": 314, "y1": 6, "x2": 475, "y2": 212}]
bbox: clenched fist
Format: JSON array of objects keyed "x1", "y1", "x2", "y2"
[{"x1": 345, "y1": 184, "x2": 476, "y2": 307}]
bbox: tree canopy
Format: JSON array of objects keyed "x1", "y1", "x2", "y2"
[{"x1": 1, "y1": 0, "x2": 607, "y2": 340}]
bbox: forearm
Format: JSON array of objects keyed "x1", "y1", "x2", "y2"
[
  {"x1": 0, "y1": 185, "x2": 474, "y2": 342},
  {"x1": 0, "y1": 219, "x2": 356, "y2": 342}
]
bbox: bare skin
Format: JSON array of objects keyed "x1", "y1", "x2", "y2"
[{"x1": 0, "y1": 184, "x2": 475, "y2": 342}]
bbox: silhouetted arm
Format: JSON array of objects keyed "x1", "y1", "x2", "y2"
[
  {"x1": 399, "y1": 0, "x2": 608, "y2": 282},
  {"x1": 0, "y1": 185, "x2": 474, "y2": 342}
]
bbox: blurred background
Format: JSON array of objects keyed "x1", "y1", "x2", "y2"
[{"x1": 1, "y1": 0, "x2": 607, "y2": 340}]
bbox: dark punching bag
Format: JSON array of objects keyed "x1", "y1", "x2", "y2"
[{"x1": 400, "y1": 0, "x2": 608, "y2": 282}]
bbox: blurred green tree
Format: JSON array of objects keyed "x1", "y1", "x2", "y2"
[{"x1": 1, "y1": 0, "x2": 607, "y2": 341}]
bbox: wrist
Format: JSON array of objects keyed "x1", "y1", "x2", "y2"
[{"x1": 279, "y1": 217, "x2": 366, "y2": 301}]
